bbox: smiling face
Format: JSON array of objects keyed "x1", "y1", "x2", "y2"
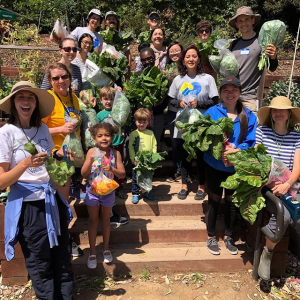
[
  {"x1": 147, "y1": 15, "x2": 161, "y2": 30},
  {"x1": 88, "y1": 13, "x2": 101, "y2": 31},
  {"x1": 80, "y1": 36, "x2": 93, "y2": 54},
  {"x1": 271, "y1": 109, "x2": 290, "y2": 125},
  {"x1": 140, "y1": 50, "x2": 155, "y2": 68},
  {"x1": 59, "y1": 39, "x2": 77, "y2": 62},
  {"x1": 135, "y1": 118, "x2": 149, "y2": 131},
  {"x1": 220, "y1": 84, "x2": 241, "y2": 105},
  {"x1": 14, "y1": 90, "x2": 37, "y2": 123},
  {"x1": 93, "y1": 128, "x2": 113, "y2": 150},
  {"x1": 235, "y1": 15, "x2": 255, "y2": 35},
  {"x1": 151, "y1": 28, "x2": 164, "y2": 48},
  {"x1": 105, "y1": 16, "x2": 117, "y2": 30},
  {"x1": 168, "y1": 44, "x2": 182, "y2": 62},
  {"x1": 183, "y1": 49, "x2": 199, "y2": 71},
  {"x1": 100, "y1": 96, "x2": 114, "y2": 110},
  {"x1": 49, "y1": 68, "x2": 70, "y2": 96}
]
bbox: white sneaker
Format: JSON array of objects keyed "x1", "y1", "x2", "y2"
[
  {"x1": 87, "y1": 254, "x2": 97, "y2": 269},
  {"x1": 103, "y1": 250, "x2": 113, "y2": 264}
]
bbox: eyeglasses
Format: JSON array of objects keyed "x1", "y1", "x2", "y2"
[
  {"x1": 199, "y1": 29, "x2": 210, "y2": 34},
  {"x1": 141, "y1": 56, "x2": 154, "y2": 63},
  {"x1": 82, "y1": 40, "x2": 93, "y2": 46},
  {"x1": 62, "y1": 47, "x2": 78, "y2": 53},
  {"x1": 51, "y1": 74, "x2": 69, "y2": 81},
  {"x1": 150, "y1": 17, "x2": 160, "y2": 21},
  {"x1": 169, "y1": 49, "x2": 181, "y2": 55}
]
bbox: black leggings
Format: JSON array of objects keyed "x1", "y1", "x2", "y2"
[{"x1": 205, "y1": 163, "x2": 237, "y2": 237}]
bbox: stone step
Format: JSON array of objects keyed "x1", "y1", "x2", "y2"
[
  {"x1": 69, "y1": 215, "x2": 246, "y2": 245},
  {"x1": 71, "y1": 241, "x2": 253, "y2": 277},
  {"x1": 71, "y1": 178, "x2": 219, "y2": 218}
]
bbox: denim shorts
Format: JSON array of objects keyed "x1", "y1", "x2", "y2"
[{"x1": 84, "y1": 185, "x2": 115, "y2": 207}]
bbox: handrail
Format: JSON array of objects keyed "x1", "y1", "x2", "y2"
[{"x1": 252, "y1": 186, "x2": 285, "y2": 281}]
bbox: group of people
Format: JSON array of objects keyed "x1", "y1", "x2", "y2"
[{"x1": 1, "y1": 5, "x2": 299, "y2": 299}]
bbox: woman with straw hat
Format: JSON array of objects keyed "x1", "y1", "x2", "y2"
[
  {"x1": 256, "y1": 96, "x2": 300, "y2": 280},
  {"x1": 0, "y1": 81, "x2": 74, "y2": 299}
]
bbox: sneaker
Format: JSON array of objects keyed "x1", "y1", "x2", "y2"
[
  {"x1": 224, "y1": 237, "x2": 238, "y2": 255},
  {"x1": 177, "y1": 189, "x2": 188, "y2": 200},
  {"x1": 143, "y1": 192, "x2": 155, "y2": 201},
  {"x1": 132, "y1": 195, "x2": 139, "y2": 204},
  {"x1": 103, "y1": 250, "x2": 113, "y2": 264},
  {"x1": 194, "y1": 190, "x2": 207, "y2": 201},
  {"x1": 110, "y1": 213, "x2": 128, "y2": 226},
  {"x1": 258, "y1": 247, "x2": 273, "y2": 280},
  {"x1": 71, "y1": 242, "x2": 83, "y2": 257},
  {"x1": 87, "y1": 255, "x2": 97, "y2": 269},
  {"x1": 207, "y1": 237, "x2": 220, "y2": 255}
]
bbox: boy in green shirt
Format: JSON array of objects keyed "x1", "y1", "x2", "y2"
[{"x1": 129, "y1": 108, "x2": 157, "y2": 204}]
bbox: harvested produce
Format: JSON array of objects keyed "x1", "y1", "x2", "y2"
[
  {"x1": 111, "y1": 90, "x2": 131, "y2": 126},
  {"x1": 24, "y1": 142, "x2": 38, "y2": 155},
  {"x1": 91, "y1": 175, "x2": 119, "y2": 196},
  {"x1": 101, "y1": 27, "x2": 134, "y2": 51}
]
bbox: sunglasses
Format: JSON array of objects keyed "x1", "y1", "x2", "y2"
[
  {"x1": 62, "y1": 47, "x2": 78, "y2": 53},
  {"x1": 82, "y1": 40, "x2": 93, "y2": 46},
  {"x1": 199, "y1": 29, "x2": 210, "y2": 34},
  {"x1": 150, "y1": 17, "x2": 160, "y2": 21},
  {"x1": 141, "y1": 56, "x2": 154, "y2": 63},
  {"x1": 51, "y1": 74, "x2": 69, "y2": 81}
]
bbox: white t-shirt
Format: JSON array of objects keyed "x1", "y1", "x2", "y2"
[{"x1": 0, "y1": 123, "x2": 55, "y2": 201}]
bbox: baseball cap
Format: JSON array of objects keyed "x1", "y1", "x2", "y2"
[
  {"x1": 219, "y1": 77, "x2": 241, "y2": 91},
  {"x1": 87, "y1": 9, "x2": 102, "y2": 19},
  {"x1": 105, "y1": 11, "x2": 120, "y2": 20},
  {"x1": 149, "y1": 12, "x2": 160, "y2": 19}
]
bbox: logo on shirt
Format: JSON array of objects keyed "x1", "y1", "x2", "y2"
[{"x1": 180, "y1": 82, "x2": 202, "y2": 96}]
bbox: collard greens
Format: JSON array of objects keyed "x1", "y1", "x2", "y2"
[{"x1": 221, "y1": 144, "x2": 272, "y2": 225}]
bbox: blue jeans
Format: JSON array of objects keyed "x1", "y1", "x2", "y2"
[{"x1": 132, "y1": 170, "x2": 139, "y2": 195}]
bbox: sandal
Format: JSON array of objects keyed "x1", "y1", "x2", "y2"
[
  {"x1": 87, "y1": 254, "x2": 97, "y2": 269},
  {"x1": 177, "y1": 189, "x2": 188, "y2": 200},
  {"x1": 194, "y1": 190, "x2": 207, "y2": 201},
  {"x1": 103, "y1": 250, "x2": 113, "y2": 264},
  {"x1": 116, "y1": 190, "x2": 128, "y2": 199}
]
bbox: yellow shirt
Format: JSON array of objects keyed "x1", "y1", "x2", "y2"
[{"x1": 42, "y1": 90, "x2": 82, "y2": 151}]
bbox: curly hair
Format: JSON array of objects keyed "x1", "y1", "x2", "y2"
[
  {"x1": 89, "y1": 122, "x2": 119, "y2": 138},
  {"x1": 178, "y1": 45, "x2": 204, "y2": 76},
  {"x1": 196, "y1": 20, "x2": 212, "y2": 34}
]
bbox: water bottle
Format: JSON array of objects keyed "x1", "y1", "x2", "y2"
[{"x1": 281, "y1": 193, "x2": 300, "y2": 220}]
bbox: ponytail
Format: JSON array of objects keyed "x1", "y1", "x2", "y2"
[{"x1": 236, "y1": 100, "x2": 248, "y2": 144}]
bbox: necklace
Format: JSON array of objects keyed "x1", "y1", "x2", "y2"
[
  {"x1": 272, "y1": 131, "x2": 286, "y2": 155},
  {"x1": 19, "y1": 123, "x2": 39, "y2": 155}
]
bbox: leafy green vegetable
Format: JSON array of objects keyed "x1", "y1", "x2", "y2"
[
  {"x1": 180, "y1": 115, "x2": 234, "y2": 161},
  {"x1": 101, "y1": 26, "x2": 135, "y2": 51},
  {"x1": 45, "y1": 156, "x2": 75, "y2": 186},
  {"x1": 24, "y1": 142, "x2": 38, "y2": 155},
  {"x1": 258, "y1": 20, "x2": 286, "y2": 70},
  {"x1": 133, "y1": 151, "x2": 167, "y2": 192},
  {"x1": 195, "y1": 34, "x2": 220, "y2": 57},
  {"x1": 220, "y1": 55, "x2": 239, "y2": 77},
  {"x1": 138, "y1": 30, "x2": 151, "y2": 43},
  {"x1": 111, "y1": 91, "x2": 131, "y2": 126},
  {"x1": 221, "y1": 144, "x2": 272, "y2": 224},
  {"x1": 89, "y1": 51, "x2": 128, "y2": 83},
  {"x1": 124, "y1": 66, "x2": 168, "y2": 108}
]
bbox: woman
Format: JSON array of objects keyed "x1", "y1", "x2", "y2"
[
  {"x1": 203, "y1": 77, "x2": 257, "y2": 255},
  {"x1": 0, "y1": 81, "x2": 73, "y2": 299},
  {"x1": 40, "y1": 37, "x2": 82, "y2": 96},
  {"x1": 42, "y1": 63, "x2": 82, "y2": 200},
  {"x1": 136, "y1": 27, "x2": 167, "y2": 73},
  {"x1": 256, "y1": 96, "x2": 300, "y2": 280},
  {"x1": 168, "y1": 44, "x2": 219, "y2": 196},
  {"x1": 70, "y1": 8, "x2": 103, "y2": 53},
  {"x1": 166, "y1": 41, "x2": 183, "y2": 67},
  {"x1": 72, "y1": 33, "x2": 94, "y2": 82}
]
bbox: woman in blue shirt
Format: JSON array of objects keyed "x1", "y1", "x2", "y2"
[{"x1": 203, "y1": 77, "x2": 257, "y2": 256}]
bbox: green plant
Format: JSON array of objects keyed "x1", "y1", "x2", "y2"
[
  {"x1": 140, "y1": 268, "x2": 151, "y2": 281},
  {"x1": 0, "y1": 76, "x2": 18, "y2": 99},
  {"x1": 191, "y1": 272, "x2": 203, "y2": 283}
]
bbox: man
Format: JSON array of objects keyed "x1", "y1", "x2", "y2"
[
  {"x1": 138, "y1": 12, "x2": 161, "y2": 43},
  {"x1": 104, "y1": 11, "x2": 120, "y2": 32},
  {"x1": 229, "y1": 6, "x2": 278, "y2": 113}
]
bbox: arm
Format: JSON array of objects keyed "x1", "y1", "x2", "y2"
[
  {"x1": 48, "y1": 122, "x2": 76, "y2": 136},
  {"x1": 128, "y1": 132, "x2": 136, "y2": 163},
  {"x1": 152, "y1": 133, "x2": 157, "y2": 154},
  {"x1": 102, "y1": 149, "x2": 126, "y2": 179},
  {"x1": 265, "y1": 44, "x2": 278, "y2": 72},
  {"x1": 81, "y1": 148, "x2": 95, "y2": 179}
]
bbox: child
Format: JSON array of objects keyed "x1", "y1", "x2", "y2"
[
  {"x1": 129, "y1": 108, "x2": 157, "y2": 204},
  {"x1": 81, "y1": 123, "x2": 125, "y2": 268},
  {"x1": 97, "y1": 86, "x2": 127, "y2": 200}
]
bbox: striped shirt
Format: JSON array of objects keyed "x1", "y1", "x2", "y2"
[
  {"x1": 72, "y1": 57, "x2": 86, "y2": 82},
  {"x1": 256, "y1": 126, "x2": 300, "y2": 171},
  {"x1": 39, "y1": 63, "x2": 82, "y2": 96}
]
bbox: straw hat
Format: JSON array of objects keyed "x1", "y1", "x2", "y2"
[
  {"x1": 229, "y1": 6, "x2": 261, "y2": 30},
  {"x1": 0, "y1": 81, "x2": 55, "y2": 118},
  {"x1": 257, "y1": 96, "x2": 300, "y2": 126}
]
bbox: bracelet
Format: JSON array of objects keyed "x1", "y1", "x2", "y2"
[
  {"x1": 286, "y1": 179, "x2": 293, "y2": 186},
  {"x1": 53, "y1": 150, "x2": 63, "y2": 161}
]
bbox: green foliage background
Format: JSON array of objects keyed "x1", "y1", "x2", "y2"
[{"x1": 2, "y1": 0, "x2": 300, "y2": 40}]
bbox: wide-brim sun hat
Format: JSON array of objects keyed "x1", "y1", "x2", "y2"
[
  {"x1": 0, "y1": 81, "x2": 55, "y2": 119},
  {"x1": 229, "y1": 6, "x2": 261, "y2": 30},
  {"x1": 257, "y1": 96, "x2": 300, "y2": 126}
]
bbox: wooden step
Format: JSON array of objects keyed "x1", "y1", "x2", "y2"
[
  {"x1": 71, "y1": 241, "x2": 253, "y2": 277},
  {"x1": 69, "y1": 215, "x2": 246, "y2": 245}
]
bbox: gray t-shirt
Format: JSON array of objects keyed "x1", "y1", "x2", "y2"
[
  {"x1": 70, "y1": 27, "x2": 103, "y2": 52},
  {"x1": 168, "y1": 73, "x2": 218, "y2": 113},
  {"x1": 230, "y1": 35, "x2": 278, "y2": 101}
]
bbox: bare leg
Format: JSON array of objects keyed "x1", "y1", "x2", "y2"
[
  {"x1": 101, "y1": 206, "x2": 112, "y2": 251},
  {"x1": 87, "y1": 205, "x2": 101, "y2": 255}
]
